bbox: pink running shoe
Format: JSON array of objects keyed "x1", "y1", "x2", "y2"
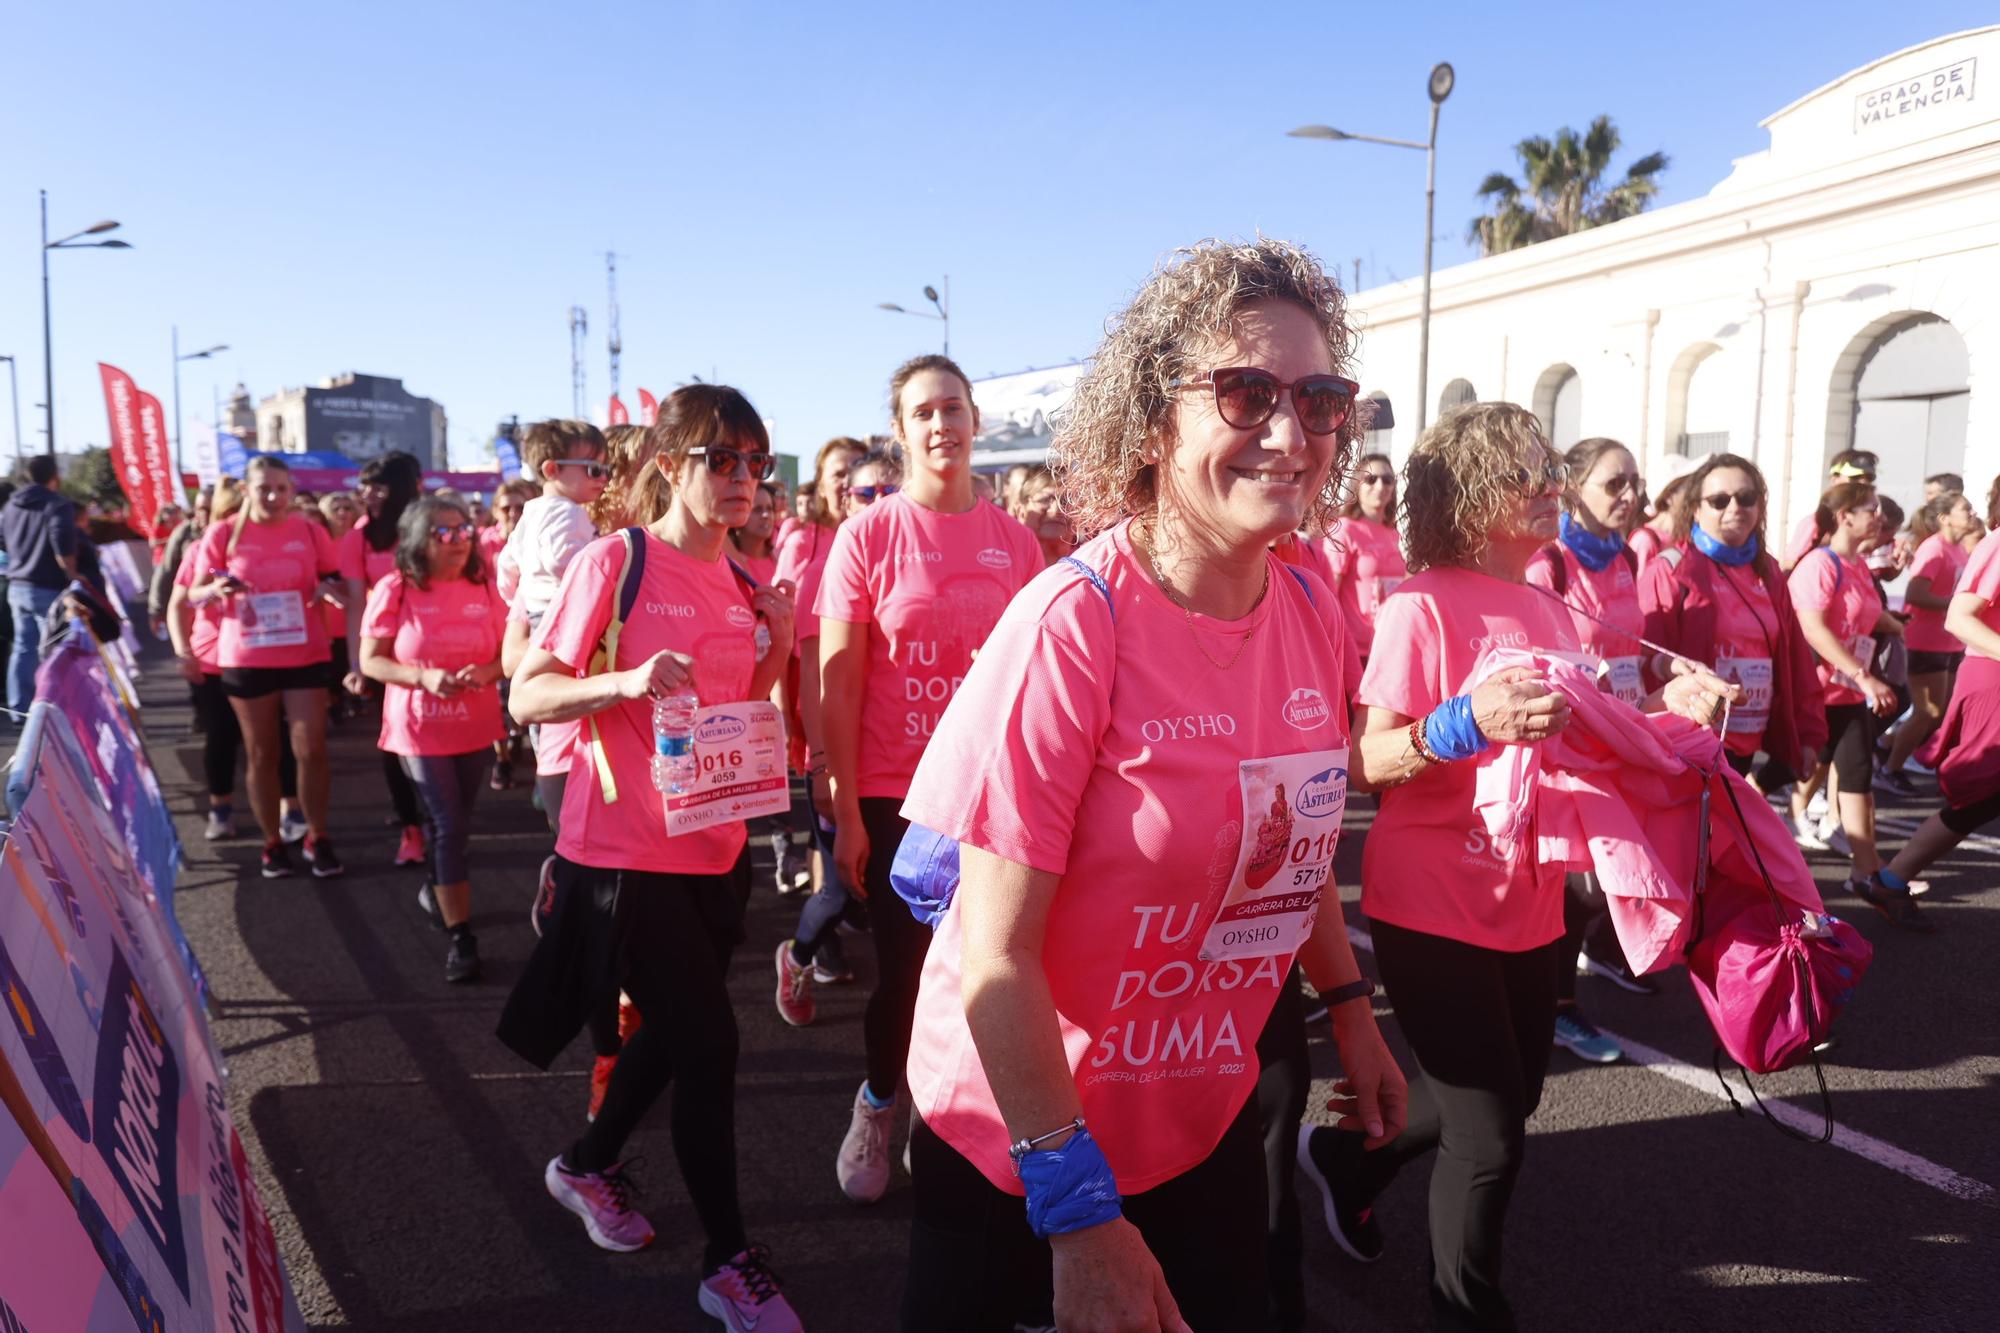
[
  {"x1": 395, "y1": 825, "x2": 427, "y2": 867},
  {"x1": 529, "y1": 855, "x2": 557, "y2": 937},
  {"x1": 773, "y1": 940, "x2": 816, "y2": 1027},
  {"x1": 699, "y1": 1245, "x2": 803, "y2": 1332},
  {"x1": 544, "y1": 1156, "x2": 654, "y2": 1252}
]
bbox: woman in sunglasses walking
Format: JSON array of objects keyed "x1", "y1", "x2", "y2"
[
  {"x1": 1639, "y1": 455, "x2": 1824, "y2": 786},
  {"x1": 1323, "y1": 450, "x2": 1407, "y2": 665},
  {"x1": 358, "y1": 495, "x2": 509, "y2": 982},
  {"x1": 503, "y1": 385, "x2": 805, "y2": 1332},
  {"x1": 800, "y1": 356, "x2": 1041, "y2": 1207}
]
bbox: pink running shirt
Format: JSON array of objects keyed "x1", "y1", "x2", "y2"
[
  {"x1": 903, "y1": 523, "x2": 1354, "y2": 1194},
  {"x1": 1904, "y1": 533, "x2": 1969, "y2": 655},
  {"x1": 1357, "y1": 567, "x2": 1580, "y2": 952},
  {"x1": 362, "y1": 573, "x2": 509, "y2": 757},
  {"x1": 1788, "y1": 549, "x2": 1883, "y2": 708},
  {"x1": 1525, "y1": 543, "x2": 1645, "y2": 705},
  {"x1": 191, "y1": 515, "x2": 342, "y2": 669},
  {"x1": 1784, "y1": 514, "x2": 1819, "y2": 570},
  {"x1": 1951, "y1": 529, "x2": 2000, "y2": 661},
  {"x1": 816, "y1": 495, "x2": 1041, "y2": 799},
  {"x1": 1321, "y1": 516, "x2": 1406, "y2": 659},
  {"x1": 509, "y1": 595, "x2": 577, "y2": 778},
  {"x1": 775, "y1": 525, "x2": 835, "y2": 642},
  {"x1": 736, "y1": 552, "x2": 777, "y2": 587},
  {"x1": 1706, "y1": 561, "x2": 1782, "y2": 758},
  {"x1": 1629, "y1": 524, "x2": 1666, "y2": 577},
  {"x1": 536, "y1": 532, "x2": 758, "y2": 875},
  {"x1": 338, "y1": 524, "x2": 398, "y2": 593},
  {"x1": 172, "y1": 551, "x2": 221, "y2": 671}
]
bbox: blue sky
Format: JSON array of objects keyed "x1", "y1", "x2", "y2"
[{"x1": 4, "y1": 1, "x2": 1992, "y2": 470}]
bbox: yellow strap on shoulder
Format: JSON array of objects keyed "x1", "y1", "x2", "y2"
[{"x1": 584, "y1": 531, "x2": 638, "y2": 805}]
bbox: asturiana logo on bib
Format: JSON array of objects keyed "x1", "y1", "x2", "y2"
[
  {"x1": 1295, "y1": 768, "x2": 1347, "y2": 819},
  {"x1": 695, "y1": 713, "x2": 747, "y2": 745},
  {"x1": 976, "y1": 547, "x2": 1012, "y2": 570},
  {"x1": 1281, "y1": 687, "x2": 1330, "y2": 730},
  {"x1": 725, "y1": 604, "x2": 756, "y2": 628}
]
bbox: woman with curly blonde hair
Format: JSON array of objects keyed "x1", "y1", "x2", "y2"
[
  {"x1": 1297, "y1": 402, "x2": 1734, "y2": 1329},
  {"x1": 895, "y1": 238, "x2": 1406, "y2": 1332}
]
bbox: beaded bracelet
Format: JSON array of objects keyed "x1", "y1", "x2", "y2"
[{"x1": 1409, "y1": 717, "x2": 1444, "y2": 766}]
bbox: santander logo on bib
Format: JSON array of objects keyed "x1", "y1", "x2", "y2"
[
  {"x1": 725, "y1": 604, "x2": 756, "y2": 628},
  {"x1": 975, "y1": 547, "x2": 1012, "y2": 570},
  {"x1": 1281, "y1": 687, "x2": 1330, "y2": 730}
]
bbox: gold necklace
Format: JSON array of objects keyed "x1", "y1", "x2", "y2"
[{"x1": 1135, "y1": 523, "x2": 1267, "y2": 671}]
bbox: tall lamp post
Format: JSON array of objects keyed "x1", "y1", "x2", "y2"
[
  {"x1": 876, "y1": 275, "x2": 951, "y2": 356},
  {"x1": 0, "y1": 354, "x2": 21, "y2": 469},
  {"x1": 1290, "y1": 61, "x2": 1454, "y2": 435},
  {"x1": 40, "y1": 190, "x2": 132, "y2": 459},
  {"x1": 172, "y1": 329, "x2": 229, "y2": 480}
]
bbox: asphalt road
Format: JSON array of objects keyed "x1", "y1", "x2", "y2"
[{"x1": 129, "y1": 657, "x2": 1999, "y2": 1332}]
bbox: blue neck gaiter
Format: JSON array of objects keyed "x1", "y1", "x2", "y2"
[
  {"x1": 1560, "y1": 511, "x2": 1627, "y2": 572},
  {"x1": 1691, "y1": 522, "x2": 1759, "y2": 567}
]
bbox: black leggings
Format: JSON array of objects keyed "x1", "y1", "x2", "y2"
[
  {"x1": 1940, "y1": 787, "x2": 2000, "y2": 836},
  {"x1": 1554, "y1": 874, "x2": 1616, "y2": 1006},
  {"x1": 1325, "y1": 919, "x2": 1564, "y2": 1332},
  {"x1": 860, "y1": 796, "x2": 929, "y2": 1101},
  {"x1": 195, "y1": 673, "x2": 294, "y2": 801},
  {"x1": 383, "y1": 748, "x2": 423, "y2": 827},
  {"x1": 566, "y1": 855, "x2": 749, "y2": 1269},
  {"x1": 1256, "y1": 967, "x2": 1310, "y2": 1332},
  {"x1": 1820, "y1": 702, "x2": 1879, "y2": 797},
  {"x1": 901, "y1": 1099, "x2": 1267, "y2": 1332}
]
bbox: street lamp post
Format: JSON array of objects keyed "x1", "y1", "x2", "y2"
[
  {"x1": 40, "y1": 189, "x2": 132, "y2": 458},
  {"x1": 1289, "y1": 61, "x2": 1454, "y2": 435},
  {"x1": 0, "y1": 355, "x2": 21, "y2": 468},
  {"x1": 172, "y1": 327, "x2": 229, "y2": 480},
  {"x1": 876, "y1": 275, "x2": 951, "y2": 356}
]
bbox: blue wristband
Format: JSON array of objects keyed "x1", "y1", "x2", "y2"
[
  {"x1": 1019, "y1": 1125, "x2": 1123, "y2": 1238},
  {"x1": 1424, "y1": 694, "x2": 1489, "y2": 762}
]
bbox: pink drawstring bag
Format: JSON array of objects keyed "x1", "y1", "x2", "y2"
[{"x1": 1682, "y1": 767, "x2": 1873, "y2": 1138}]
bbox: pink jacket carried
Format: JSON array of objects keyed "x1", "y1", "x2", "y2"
[{"x1": 1468, "y1": 649, "x2": 1822, "y2": 974}]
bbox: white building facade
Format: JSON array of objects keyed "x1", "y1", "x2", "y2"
[{"x1": 1347, "y1": 26, "x2": 1999, "y2": 530}]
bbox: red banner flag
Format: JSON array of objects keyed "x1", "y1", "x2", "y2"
[
  {"x1": 637, "y1": 388, "x2": 658, "y2": 427},
  {"x1": 134, "y1": 390, "x2": 178, "y2": 537},
  {"x1": 98, "y1": 363, "x2": 154, "y2": 536},
  {"x1": 607, "y1": 394, "x2": 629, "y2": 426}
]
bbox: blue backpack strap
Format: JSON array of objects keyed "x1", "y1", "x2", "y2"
[
  {"x1": 1820, "y1": 545, "x2": 1843, "y2": 594},
  {"x1": 1058, "y1": 554, "x2": 1114, "y2": 621},
  {"x1": 725, "y1": 555, "x2": 759, "y2": 592},
  {"x1": 1283, "y1": 563, "x2": 1317, "y2": 605},
  {"x1": 616, "y1": 527, "x2": 648, "y2": 620}
]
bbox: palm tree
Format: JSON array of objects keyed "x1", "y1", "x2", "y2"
[{"x1": 1468, "y1": 115, "x2": 1668, "y2": 256}]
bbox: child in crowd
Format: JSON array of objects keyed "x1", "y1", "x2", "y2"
[{"x1": 499, "y1": 420, "x2": 611, "y2": 631}]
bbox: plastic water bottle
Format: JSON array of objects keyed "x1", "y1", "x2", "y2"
[{"x1": 651, "y1": 689, "x2": 699, "y2": 794}]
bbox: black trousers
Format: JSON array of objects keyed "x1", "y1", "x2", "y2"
[
  {"x1": 1256, "y1": 967, "x2": 1310, "y2": 1333},
  {"x1": 1321, "y1": 919, "x2": 1565, "y2": 1332},
  {"x1": 901, "y1": 1099, "x2": 1268, "y2": 1332},
  {"x1": 564, "y1": 855, "x2": 750, "y2": 1270},
  {"x1": 859, "y1": 796, "x2": 929, "y2": 1100}
]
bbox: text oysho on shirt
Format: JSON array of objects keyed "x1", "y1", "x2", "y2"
[
  {"x1": 1788, "y1": 549, "x2": 1884, "y2": 707},
  {"x1": 1321, "y1": 516, "x2": 1406, "y2": 659},
  {"x1": 536, "y1": 532, "x2": 758, "y2": 875},
  {"x1": 1525, "y1": 543, "x2": 1645, "y2": 707},
  {"x1": 1905, "y1": 533, "x2": 1970, "y2": 655},
  {"x1": 901, "y1": 521, "x2": 1354, "y2": 1196},
  {"x1": 192, "y1": 515, "x2": 341, "y2": 670},
  {"x1": 362, "y1": 572, "x2": 510, "y2": 757},
  {"x1": 1357, "y1": 567, "x2": 1581, "y2": 952},
  {"x1": 816, "y1": 494, "x2": 1041, "y2": 799}
]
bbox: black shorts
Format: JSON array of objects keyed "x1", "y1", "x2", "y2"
[
  {"x1": 221, "y1": 661, "x2": 334, "y2": 699},
  {"x1": 328, "y1": 637, "x2": 351, "y2": 679},
  {"x1": 1908, "y1": 649, "x2": 1963, "y2": 675}
]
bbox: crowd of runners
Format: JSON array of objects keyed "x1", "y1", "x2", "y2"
[{"x1": 139, "y1": 237, "x2": 2000, "y2": 1332}]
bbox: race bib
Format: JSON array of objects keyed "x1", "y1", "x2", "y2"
[
  {"x1": 1198, "y1": 748, "x2": 1347, "y2": 962},
  {"x1": 1606, "y1": 655, "x2": 1643, "y2": 707},
  {"x1": 241, "y1": 591, "x2": 307, "y2": 650},
  {"x1": 1717, "y1": 654, "x2": 1773, "y2": 734},
  {"x1": 1833, "y1": 635, "x2": 1878, "y2": 693},
  {"x1": 663, "y1": 701, "x2": 790, "y2": 836}
]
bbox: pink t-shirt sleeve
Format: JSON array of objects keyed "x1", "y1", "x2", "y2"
[
  {"x1": 1909, "y1": 538, "x2": 1950, "y2": 587},
  {"x1": 901, "y1": 593, "x2": 1112, "y2": 875},
  {"x1": 360, "y1": 574, "x2": 405, "y2": 641},
  {"x1": 1788, "y1": 550, "x2": 1839, "y2": 613},
  {"x1": 816, "y1": 524, "x2": 872, "y2": 625},
  {"x1": 338, "y1": 526, "x2": 366, "y2": 585},
  {"x1": 1965, "y1": 534, "x2": 2000, "y2": 603},
  {"x1": 1357, "y1": 593, "x2": 1443, "y2": 719},
  {"x1": 535, "y1": 539, "x2": 618, "y2": 672}
]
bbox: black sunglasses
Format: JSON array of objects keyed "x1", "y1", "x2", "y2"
[
  {"x1": 1701, "y1": 489, "x2": 1760, "y2": 512},
  {"x1": 552, "y1": 459, "x2": 612, "y2": 480},
  {"x1": 687, "y1": 446, "x2": 778, "y2": 480},
  {"x1": 1169, "y1": 367, "x2": 1359, "y2": 436}
]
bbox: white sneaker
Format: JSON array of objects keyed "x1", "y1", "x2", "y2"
[
  {"x1": 1805, "y1": 789, "x2": 1828, "y2": 820},
  {"x1": 836, "y1": 1082, "x2": 895, "y2": 1204},
  {"x1": 543, "y1": 1156, "x2": 655, "y2": 1252},
  {"x1": 204, "y1": 810, "x2": 236, "y2": 841},
  {"x1": 280, "y1": 810, "x2": 308, "y2": 844},
  {"x1": 1792, "y1": 811, "x2": 1829, "y2": 851},
  {"x1": 1818, "y1": 814, "x2": 1852, "y2": 857},
  {"x1": 699, "y1": 1245, "x2": 803, "y2": 1332}
]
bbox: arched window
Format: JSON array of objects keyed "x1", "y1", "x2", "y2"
[
  {"x1": 1438, "y1": 378, "x2": 1476, "y2": 413},
  {"x1": 1533, "y1": 365, "x2": 1581, "y2": 449},
  {"x1": 1666, "y1": 343, "x2": 1731, "y2": 456},
  {"x1": 1363, "y1": 392, "x2": 1394, "y2": 455},
  {"x1": 1847, "y1": 315, "x2": 1970, "y2": 504}
]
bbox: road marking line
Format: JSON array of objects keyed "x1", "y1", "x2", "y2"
[{"x1": 1341, "y1": 924, "x2": 1998, "y2": 1207}]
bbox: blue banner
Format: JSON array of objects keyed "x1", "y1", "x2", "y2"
[
  {"x1": 494, "y1": 433, "x2": 524, "y2": 480},
  {"x1": 216, "y1": 431, "x2": 248, "y2": 480}
]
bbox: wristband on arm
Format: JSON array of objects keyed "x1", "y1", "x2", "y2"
[
  {"x1": 1017, "y1": 1124, "x2": 1123, "y2": 1238},
  {"x1": 1422, "y1": 694, "x2": 1489, "y2": 762}
]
